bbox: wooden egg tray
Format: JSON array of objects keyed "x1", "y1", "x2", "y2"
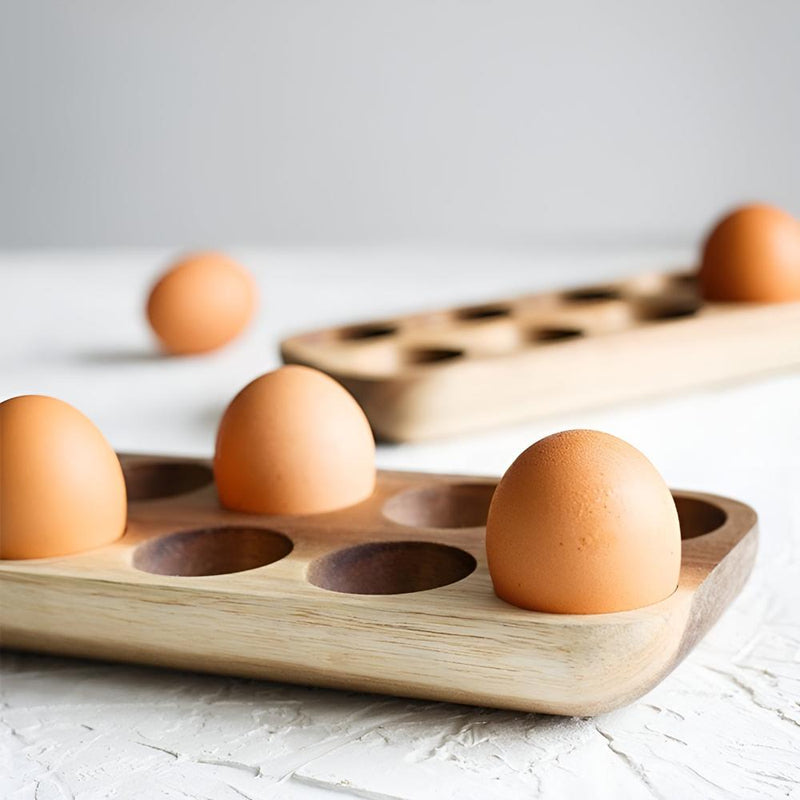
[
  {"x1": 281, "y1": 270, "x2": 800, "y2": 440},
  {"x1": 0, "y1": 454, "x2": 758, "y2": 716}
]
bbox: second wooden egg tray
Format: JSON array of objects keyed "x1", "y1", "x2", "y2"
[
  {"x1": 0, "y1": 453, "x2": 758, "y2": 716},
  {"x1": 281, "y1": 270, "x2": 800, "y2": 440}
]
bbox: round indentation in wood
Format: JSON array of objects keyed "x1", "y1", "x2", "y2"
[
  {"x1": 562, "y1": 286, "x2": 623, "y2": 303},
  {"x1": 383, "y1": 483, "x2": 496, "y2": 529},
  {"x1": 124, "y1": 461, "x2": 213, "y2": 502},
  {"x1": 307, "y1": 540, "x2": 476, "y2": 595},
  {"x1": 133, "y1": 527, "x2": 293, "y2": 576},
  {"x1": 637, "y1": 295, "x2": 702, "y2": 321},
  {"x1": 674, "y1": 496, "x2": 727, "y2": 539},
  {"x1": 529, "y1": 326, "x2": 584, "y2": 343},
  {"x1": 671, "y1": 271, "x2": 698, "y2": 289},
  {"x1": 404, "y1": 347, "x2": 464, "y2": 365},
  {"x1": 456, "y1": 304, "x2": 513, "y2": 321},
  {"x1": 337, "y1": 322, "x2": 398, "y2": 341}
]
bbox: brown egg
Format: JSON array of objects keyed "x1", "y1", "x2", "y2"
[
  {"x1": 698, "y1": 204, "x2": 800, "y2": 302},
  {"x1": 486, "y1": 430, "x2": 681, "y2": 614},
  {"x1": 0, "y1": 395, "x2": 127, "y2": 559},
  {"x1": 214, "y1": 365, "x2": 376, "y2": 514},
  {"x1": 147, "y1": 252, "x2": 258, "y2": 355}
]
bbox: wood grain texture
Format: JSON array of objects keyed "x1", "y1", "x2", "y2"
[
  {"x1": 280, "y1": 270, "x2": 800, "y2": 440},
  {"x1": 0, "y1": 454, "x2": 758, "y2": 716}
]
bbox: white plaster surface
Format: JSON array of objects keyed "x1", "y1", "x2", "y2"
[{"x1": 0, "y1": 249, "x2": 798, "y2": 799}]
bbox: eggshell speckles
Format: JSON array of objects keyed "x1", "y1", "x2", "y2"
[
  {"x1": 0, "y1": 395, "x2": 127, "y2": 559},
  {"x1": 147, "y1": 252, "x2": 258, "y2": 355},
  {"x1": 214, "y1": 366, "x2": 376, "y2": 515},
  {"x1": 486, "y1": 430, "x2": 681, "y2": 614},
  {"x1": 698, "y1": 204, "x2": 800, "y2": 303}
]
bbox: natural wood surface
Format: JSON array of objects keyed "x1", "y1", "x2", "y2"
[
  {"x1": 280, "y1": 270, "x2": 800, "y2": 440},
  {"x1": 0, "y1": 454, "x2": 758, "y2": 716}
]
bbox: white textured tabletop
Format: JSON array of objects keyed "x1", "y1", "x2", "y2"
[{"x1": 1, "y1": 249, "x2": 799, "y2": 799}]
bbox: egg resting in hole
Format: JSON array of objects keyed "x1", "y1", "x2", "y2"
[
  {"x1": 214, "y1": 365, "x2": 376, "y2": 515},
  {"x1": 698, "y1": 204, "x2": 800, "y2": 302},
  {"x1": 486, "y1": 430, "x2": 681, "y2": 614},
  {"x1": 0, "y1": 395, "x2": 127, "y2": 559},
  {"x1": 147, "y1": 252, "x2": 258, "y2": 355}
]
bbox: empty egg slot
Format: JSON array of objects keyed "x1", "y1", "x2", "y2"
[
  {"x1": 133, "y1": 527, "x2": 293, "y2": 576},
  {"x1": 529, "y1": 326, "x2": 584, "y2": 343},
  {"x1": 124, "y1": 461, "x2": 213, "y2": 502},
  {"x1": 383, "y1": 483, "x2": 496, "y2": 529},
  {"x1": 404, "y1": 347, "x2": 464, "y2": 365},
  {"x1": 337, "y1": 322, "x2": 398, "y2": 341},
  {"x1": 562, "y1": 286, "x2": 623, "y2": 303},
  {"x1": 455, "y1": 304, "x2": 513, "y2": 321},
  {"x1": 307, "y1": 541, "x2": 476, "y2": 595},
  {"x1": 674, "y1": 496, "x2": 727, "y2": 540},
  {"x1": 636, "y1": 296, "x2": 702, "y2": 322},
  {"x1": 671, "y1": 271, "x2": 698, "y2": 289}
]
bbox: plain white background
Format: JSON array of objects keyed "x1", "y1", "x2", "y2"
[{"x1": 1, "y1": 0, "x2": 799, "y2": 248}]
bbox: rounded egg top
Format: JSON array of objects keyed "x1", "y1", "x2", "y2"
[
  {"x1": 214, "y1": 366, "x2": 376, "y2": 515},
  {"x1": 698, "y1": 204, "x2": 800, "y2": 303},
  {"x1": 0, "y1": 395, "x2": 127, "y2": 559},
  {"x1": 486, "y1": 429, "x2": 681, "y2": 614},
  {"x1": 147, "y1": 252, "x2": 258, "y2": 355}
]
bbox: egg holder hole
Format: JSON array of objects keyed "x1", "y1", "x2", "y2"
[
  {"x1": 562, "y1": 286, "x2": 623, "y2": 303},
  {"x1": 455, "y1": 304, "x2": 513, "y2": 321},
  {"x1": 124, "y1": 461, "x2": 214, "y2": 502},
  {"x1": 383, "y1": 483, "x2": 495, "y2": 529},
  {"x1": 129, "y1": 474, "x2": 491, "y2": 591},
  {"x1": 634, "y1": 296, "x2": 702, "y2": 322},
  {"x1": 133, "y1": 527, "x2": 293, "y2": 577},
  {"x1": 404, "y1": 347, "x2": 464, "y2": 366},
  {"x1": 122, "y1": 461, "x2": 728, "y2": 600},
  {"x1": 336, "y1": 322, "x2": 399, "y2": 341},
  {"x1": 296, "y1": 270, "x2": 707, "y2": 371},
  {"x1": 307, "y1": 541, "x2": 477, "y2": 595},
  {"x1": 675, "y1": 496, "x2": 727, "y2": 540},
  {"x1": 672, "y1": 272, "x2": 698, "y2": 289},
  {"x1": 528, "y1": 326, "x2": 584, "y2": 343}
]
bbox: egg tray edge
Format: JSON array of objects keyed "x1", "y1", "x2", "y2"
[
  {"x1": 0, "y1": 453, "x2": 758, "y2": 716},
  {"x1": 280, "y1": 269, "x2": 800, "y2": 440}
]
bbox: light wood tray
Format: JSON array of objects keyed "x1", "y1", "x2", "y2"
[
  {"x1": 281, "y1": 270, "x2": 800, "y2": 440},
  {"x1": 0, "y1": 454, "x2": 758, "y2": 716}
]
